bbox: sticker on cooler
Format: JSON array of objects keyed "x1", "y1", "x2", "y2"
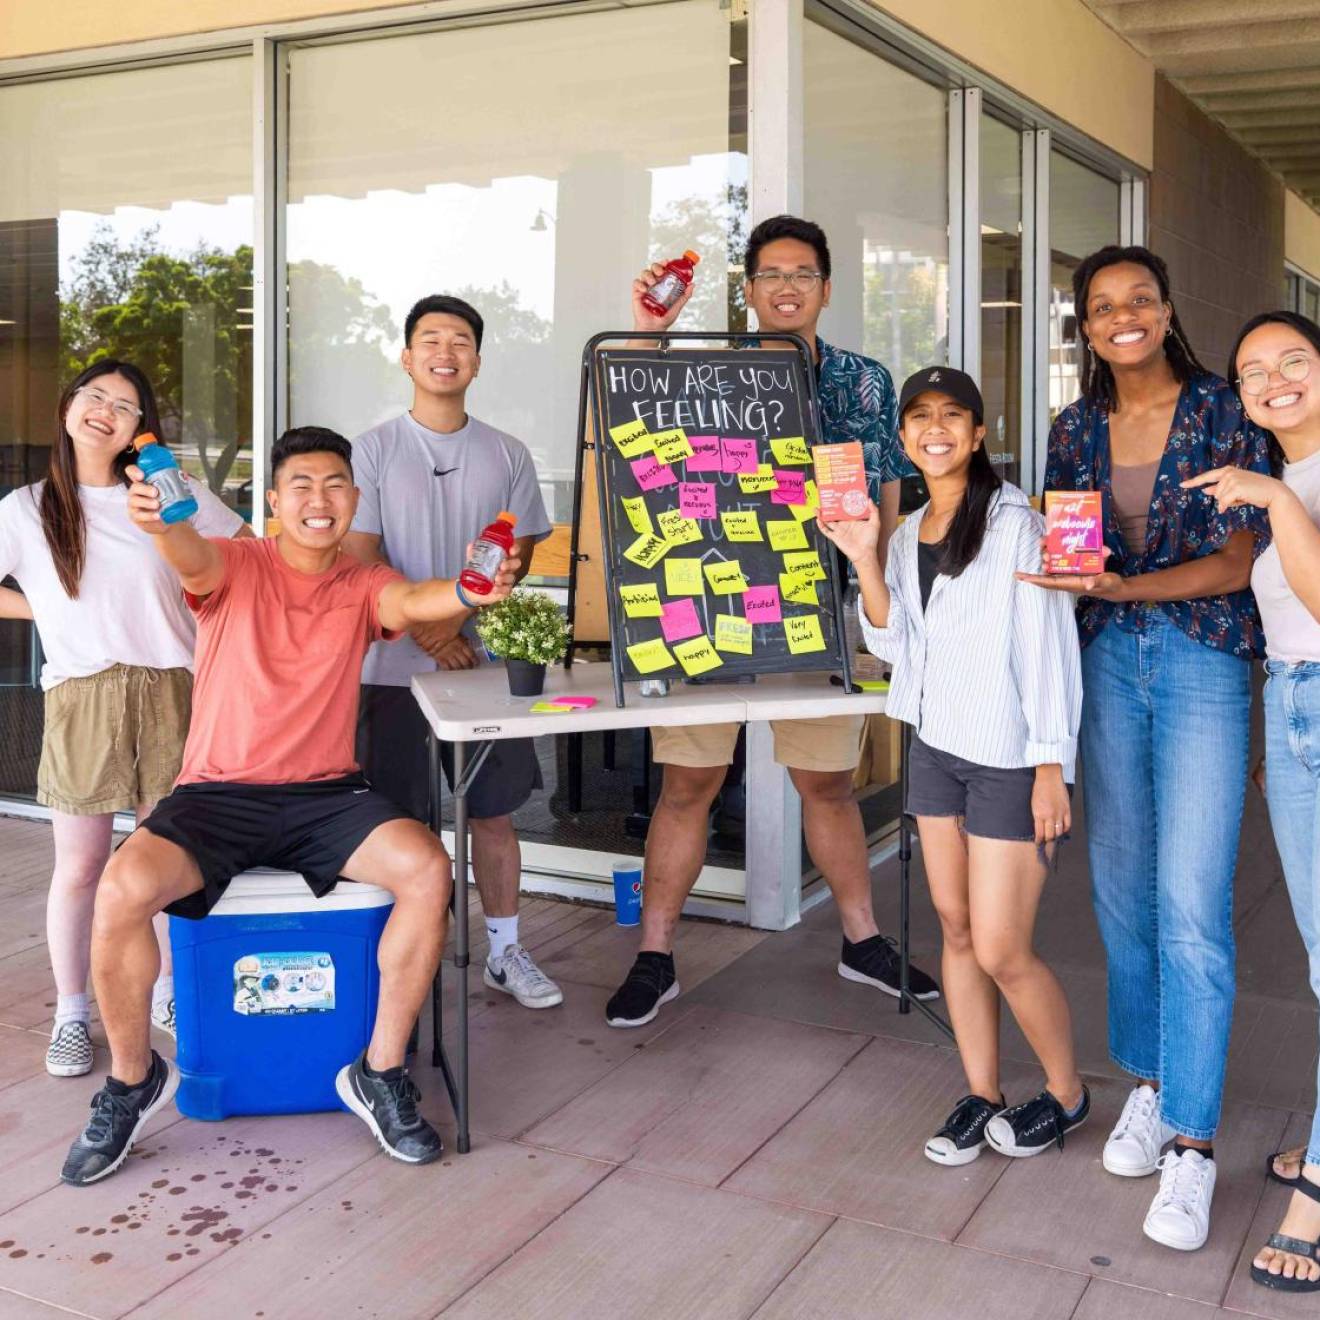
[{"x1": 233, "y1": 952, "x2": 336, "y2": 1015}]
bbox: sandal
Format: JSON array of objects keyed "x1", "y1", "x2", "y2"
[
  {"x1": 1252, "y1": 1169, "x2": 1320, "y2": 1292},
  {"x1": 1267, "y1": 1147, "x2": 1307, "y2": 1188}
]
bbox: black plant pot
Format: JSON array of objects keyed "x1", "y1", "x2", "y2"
[{"x1": 506, "y1": 658, "x2": 547, "y2": 697}]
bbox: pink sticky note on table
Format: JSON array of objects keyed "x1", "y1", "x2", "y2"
[
  {"x1": 660, "y1": 597, "x2": 703, "y2": 643},
  {"x1": 631, "y1": 455, "x2": 678, "y2": 491},
  {"x1": 679, "y1": 482, "x2": 717, "y2": 519},
  {"x1": 686, "y1": 435, "x2": 722, "y2": 473},
  {"x1": 552, "y1": 696, "x2": 598, "y2": 709},
  {"x1": 720, "y1": 437, "x2": 759, "y2": 474},
  {"x1": 742, "y1": 585, "x2": 782, "y2": 625},
  {"x1": 771, "y1": 469, "x2": 806, "y2": 505}
]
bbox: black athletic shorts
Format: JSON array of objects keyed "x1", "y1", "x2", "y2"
[
  {"x1": 140, "y1": 775, "x2": 411, "y2": 919},
  {"x1": 356, "y1": 683, "x2": 543, "y2": 823}
]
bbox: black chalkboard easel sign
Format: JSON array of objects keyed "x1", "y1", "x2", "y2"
[{"x1": 568, "y1": 331, "x2": 854, "y2": 707}]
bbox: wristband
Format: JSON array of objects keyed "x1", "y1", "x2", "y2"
[{"x1": 454, "y1": 581, "x2": 477, "y2": 610}]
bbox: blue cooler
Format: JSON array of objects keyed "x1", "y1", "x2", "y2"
[{"x1": 169, "y1": 869, "x2": 394, "y2": 1120}]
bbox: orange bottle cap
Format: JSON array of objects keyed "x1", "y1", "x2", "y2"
[
  {"x1": 683, "y1": 250, "x2": 700, "y2": 264},
  {"x1": 133, "y1": 433, "x2": 160, "y2": 450},
  {"x1": 496, "y1": 511, "x2": 516, "y2": 525}
]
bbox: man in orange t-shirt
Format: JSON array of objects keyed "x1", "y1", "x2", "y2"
[{"x1": 60, "y1": 427, "x2": 519, "y2": 1187}]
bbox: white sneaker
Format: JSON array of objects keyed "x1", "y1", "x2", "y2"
[
  {"x1": 1143, "y1": 1150, "x2": 1216, "y2": 1251},
  {"x1": 151, "y1": 997, "x2": 176, "y2": 1040},
  {"x1": 46, "y1": 1020, "x2": 94, "y2": 1077},
  {"x1": 1103, "y1": 1084, "x2": 1176, "y2": 1177},
  {"x1": 483, "y1": 944, "x2": 564, "y2": 1009}
]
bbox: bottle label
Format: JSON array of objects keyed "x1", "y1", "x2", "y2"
[
  {"x1": 463, "y1": 536, "x2": 505, "y2": 582},
  {"x1": 648, "y1": 272, "x2": 686, "y2": 310},
  {"x1": 148, "y1": 467, "x2": 194, "y2": 510}
]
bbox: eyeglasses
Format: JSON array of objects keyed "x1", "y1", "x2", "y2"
[
  {"x1": 748, "y1": 271, "x2": 825, "y2": 293},
  {"x1": 1237, "y1": 353, "x2": 1312, "y2": 397},
  {"x1": 74, "y1": 386, "x2": 143, "y2": 421}
]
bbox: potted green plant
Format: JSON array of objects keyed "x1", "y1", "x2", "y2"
[{"x1": 475, "y1": 588, "x2": 571, "y2": 697}]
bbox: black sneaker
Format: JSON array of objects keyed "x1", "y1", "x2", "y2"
[
  {"x1": 605, "y1": 952, "x2": 679, "y2": 1028},
  {"x1": 925, "y1": 1094, "x2": 1005, "y2": 1167},
  {"x1": 985, "y1": 1086, "x2": 1090, "y2": 1158},
  {"x1": 838, "y1": 934, "x2": 940, "y2": 1001},
  {"x1": 335, "y1": 1052, "x2": 443, "y2": 1164},
  {"x1": 61, "y1": 1051, "x2": 178, "y2": 1187}
]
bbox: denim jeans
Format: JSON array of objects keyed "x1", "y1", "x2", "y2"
[
  {"x1": 1263, "y1": 660, "x2": 1320, "y2": 1165},
  {"x1": 1080, "y1": 611, "x2": 1250, "y2": 1140}
]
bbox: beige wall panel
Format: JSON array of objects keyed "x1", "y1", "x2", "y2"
[{"x1": 1287, "y1": 190, "x2": 1320, "y2": 284}]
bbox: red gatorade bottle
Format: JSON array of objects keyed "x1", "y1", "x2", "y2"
[
  {"x1": 640, "y1": 250, "x2": 700, "y2": 317},
  {"x1": 459, "y1": 512, "x2": 517, "y2": 596}
]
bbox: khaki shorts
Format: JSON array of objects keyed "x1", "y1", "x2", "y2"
[
  {"x1": 38, "y1": 664, "x2": 192, "y2": 815},
  {"x1": 650, "y1": 715, "x2": 866, "y2": 773}
]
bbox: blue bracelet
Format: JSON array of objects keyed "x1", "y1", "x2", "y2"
[{"x1": 455, "y1": 580, "x2": 476, "y2": 610}]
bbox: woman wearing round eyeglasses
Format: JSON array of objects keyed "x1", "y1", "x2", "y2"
[
  {"x1": 1184, "y1": 312, "x2": 1320, "y2": 1293},
  {"x1": 0, "y1": 360, "x2": 248, "y2": 1079}
]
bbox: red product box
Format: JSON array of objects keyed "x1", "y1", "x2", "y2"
[
  {"x1": 811, "y1": 441, "x2": 870, "y2": 521},
  {"x1": 1043, "y1": 491, "x2": 1104, "y2": 575}
]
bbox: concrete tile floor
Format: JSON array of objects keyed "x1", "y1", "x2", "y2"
[{"x1": 0, "y1": 797, "x2": 1313, "y2": 1319}]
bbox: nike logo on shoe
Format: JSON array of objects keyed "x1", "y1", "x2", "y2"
[{"x1": 487, "y1": 967, "x2": 507, "y2": 985}]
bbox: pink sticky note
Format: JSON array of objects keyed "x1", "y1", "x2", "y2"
[
  {"x1": 720, "y1": 437, "x2": 759, "y2": 474},
  {"x1": 686, "y1": 435, "x2": 722, "y2": 473},
  {"x1": 679, "y1": 482, "x2": 717, "y2": 519},
  {"x1": 552, "y1": 695, "x2": 598, "y2": 709},
  {"x1": 660, "y1": 597, "x2": 703, "y2": 643},
  {"x1": 742, "y1": 585, "x2": 782, "y2": 625},
  {"x1": 631, "y1": 455, "x2": 678, "y2": 491},
  {"x1": 771, "y1": 469, "x2": 806, "y2": 506}
]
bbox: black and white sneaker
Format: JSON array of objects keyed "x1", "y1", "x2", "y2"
[
  {"x1": 838, "y1": 934, "x2": 940, "y2": 1001},
  {"x1": 605, "y1": 952, "x2": 679, "y2": 1028},
  {"x1": 335, "y1": 1052, "x2": 443, "y2": 1165},
  {"x1": 925, "y1": 1094, "x2": 1005, "y2": 1166},
  {"x1": 985, "y1": 1086, "x2": 1090, "y2": 1158},
  {"x1": 61, "y1": 1051, "x2": 178, "y2": 1186},
  {"x1": 47, "y1": 1020, "x2": 94, "y2": 1077}
]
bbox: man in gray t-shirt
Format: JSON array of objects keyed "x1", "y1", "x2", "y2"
[{"x1": 346, "y1": 294, "x2": 561, "y2": 1011}]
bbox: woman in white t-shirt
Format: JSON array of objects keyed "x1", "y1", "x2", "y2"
[{"x1": 0, "y1": 360, "x2": 247, "y2": 1079}]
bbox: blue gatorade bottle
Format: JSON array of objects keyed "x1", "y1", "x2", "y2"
[{"x1": 134, "y1": 433, "x2": 198, "y2": 524}]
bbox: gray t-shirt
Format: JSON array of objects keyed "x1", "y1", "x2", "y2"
[
  {"x1": 351, "y1": 410, "x2": 552, "y2": 686},
  {"x1": 1252, "y1": 444, "x2": 1320, "y2": 664}
]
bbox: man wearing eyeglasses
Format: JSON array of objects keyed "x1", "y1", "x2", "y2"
[{"x1": 604, "y1": 214, "x2": 940, "y2": 1030}]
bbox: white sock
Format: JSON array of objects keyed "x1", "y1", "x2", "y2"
[
  {"x1": 486, "y1": 916, "x2": 519, "y2": 963},
  {"x1": 54, "y1": 993, "x2": 90, "y2": 1030},
  {"x1": 152, "y1": 975, "x2": 174, "y2": 1010}
]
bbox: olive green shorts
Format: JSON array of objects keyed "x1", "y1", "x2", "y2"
[{"x1": 37, "y1": 664, "x2": 193, "y2": 816}]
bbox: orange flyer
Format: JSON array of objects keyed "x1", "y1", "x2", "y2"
[
  {"x1": 1044, "y1": 491, "x2": 1104, "y2": 575},
  {"x1": 811, "y1": 441, "x2": 869, "y2": 521}
]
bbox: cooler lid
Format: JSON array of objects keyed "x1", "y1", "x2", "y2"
[{"x1": 208, "y1": 868, "x2": 395, "y2": 916}]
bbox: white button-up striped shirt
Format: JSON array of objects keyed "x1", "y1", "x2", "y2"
[{"x1": 859, "y1": 482, "x2": 1082, "y2": 780}]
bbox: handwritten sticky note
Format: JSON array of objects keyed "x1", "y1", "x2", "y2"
[
  {"x1": 790, "y1": 479, "x2": 820, "y2": 522},
  {"x1": 656, "y1": 509, "x2": 703, "y2": 547},
  {"x1": 660, "y1": 597, "x2": 703, "y2": 643},
  {"x1": 738, "y1": 463, "x2": 778, "y2": 495},
  {"x1": 679, "y1": 482, "x2": 717, "y2": 520},
  {"x1": 620, "y1": 582, "x2": 663, "y2": 618},
  {"x1": 742, "y1": 585, "x2": 782, "y2": 625},
  {"x1": 770, "y1": 436, "x2": 811, "y2": 466},
  {"x1": 766, "y1": 519, "x2": 809, "y2": 552},
  {"x1": 771, "y1": 470, "x2": 807, "y2": 506},
  {"x1": 705, "y1": 560, "x2": 750, "y2": 595},
  {"x1": 783, "y1": 550, "x2": 826, "y2": 582},
  {"x1": 780, "y1": 571, "x2": 819, "y2": 607},
  {"x1": 651, "y1": 428, "x2": 694, "y2": 465},
  {"x1": 609, "y1": 418, "x2": 653, "y2": 458},
  {"x1": 720, "y1": 437, "x2": 759, "y2": 474},
  {"x1": 721, "y1": 510, "x2": 763, "y2": 543},
  {"x1": 631, "y1": 455, "x2": 678, "y2": 492},
  {"x1": 664, "y1": 557, "x2": 704, "y2": 595},
  {"x1": 784, "y1": 614, "x2": 826, "y2": 655},
  {"x1": 714, "y1": 614, "x2": 754, "y2": 655},
  {"x1": 530, "y1": 701, "x2": 575, "y2": 713},
  {"x1": 623, "y1": 531, "x2": 670, "y2": 570},
  {"x1": 673, "y1": 635, "x2": 724, "y2": 678},
  {"x1": 627, "y1": 638, "x2": 677, "y2": 675},
  {"x1": 686, "y1": 434, "x2": 722, "y2": 473},
  {"x1": 621, "y1": 495, "x2": 652, "y2": 536}
]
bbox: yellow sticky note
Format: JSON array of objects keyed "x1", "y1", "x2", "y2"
[
  {"x1": 664, "y1": 557, "x2": 704, "y2": 595},
  {"x1": 738, "y1": 463, "x2": 777, "y2": 495},
  {"x1": 609, "y1": 418, "x2": 654, "y2": 459},
  {"x1": 720, "y1": 510, "x2": 763, "y2": 543},
  {"x1": 656, "y1": 508, "x2": 703, "y2": 547},
  {"x1": 627, "y1": 637, "x2": 677, "y2": 675},
  {"x1": 621, "y1": 495, "x2": 652, "y2": 536},
  {"x1": 766, "y1": 519, "x2": 809, "y2": 552},
  {"x1": 783, "y1": 550, "x2": 826, "y2": 582},
  {"x1": 650, "y1": 428, "x2": 694, "y2": 465},
  {"x1": 770, "y1": 436, "x2": 811, "y2": 465},
  {"x1": 705, "y1": 560, "x2": 750, "y2": 595},
  {"x1": 673, "y1": 635, "x2": 724, "y2": 677},
  {"x1": 790, "y1": 479, "x2": 820, "y2": 522},
  {"x1": 530, "y1": 701, "x2": 574, "y2": 713},
  {"x1": 620, "y1": 582, "x2": 663, "y2": 618},
  {"x1": 714, "y1": 614, "x2": 754, "y2": 655},
  {"x1": 623, "y1": 531, "x2": 671, "y2": 570},
  {"x1": 780, "y1": 571, "x2": 819, "y2": 607},
  {"x1": 784, "y1": 615, "x2": 826, "y2": 654}
]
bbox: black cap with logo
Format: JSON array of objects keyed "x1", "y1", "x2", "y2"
[{"x1": 898, "y1": 366, "x2": 984, "y2": 424}]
